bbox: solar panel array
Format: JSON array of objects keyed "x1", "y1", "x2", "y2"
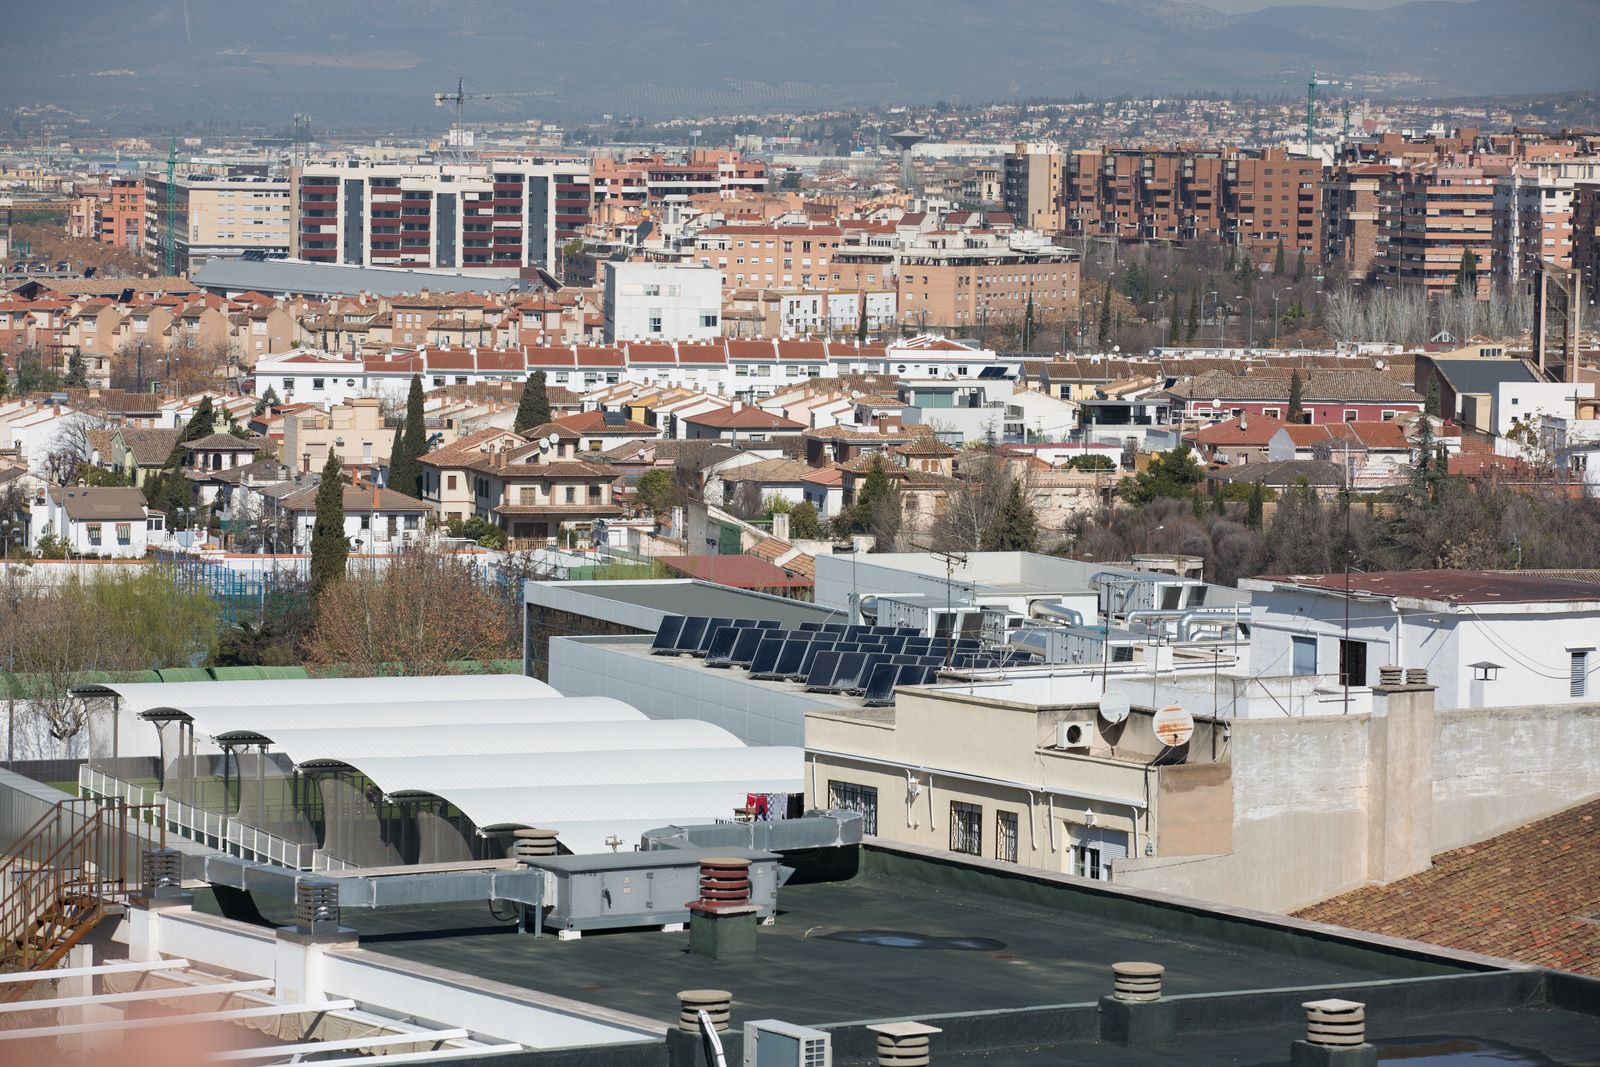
[{"x1": 650, "y1": 616, "x2": 1036, "y2": 706}]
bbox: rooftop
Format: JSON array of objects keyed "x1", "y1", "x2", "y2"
[
  {"x1": 1296, "y1": 798, "x2": 1600, "y2": 976},
  {"x1": 1245, "y1": 568, "x2": 1600, "y2": 607},
  {"x1": 348, "y1": 844, "x2": 1480, "y2": 1032}
]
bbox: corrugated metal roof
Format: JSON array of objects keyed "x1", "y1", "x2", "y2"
[
  {"x1": 156, "y1": 696, "x2": 631, "y2": 739},
  {"x1": 208, "y1": 666, "x2": 311, "y2": 682},
  {"x1": 247, "y1": 718, "x2": 715, "y2": 761}
]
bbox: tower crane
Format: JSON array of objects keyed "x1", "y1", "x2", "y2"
[
  {"x1": 1304, "y1": 69, "x2": 1349, "y2": 154},
  {"x1": 434, "y1": 79, "x2": 557, "y2": 160}
]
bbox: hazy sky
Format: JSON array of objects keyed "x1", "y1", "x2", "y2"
[{"x1": 1204, "y1": 0, "x2": 1466, "y2": 9}]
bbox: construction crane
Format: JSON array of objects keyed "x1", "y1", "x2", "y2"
[
  {"x1": 162, "y1": 136, "x2": 177, "y2": 277},
  {"x1": 1304, "y1": 69, "x2": 1348, "y2": 153},
  {"x1": 434, "y1": 78, "x2": 557, "y2": 160}
]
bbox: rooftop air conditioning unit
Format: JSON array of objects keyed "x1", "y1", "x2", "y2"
[
  {"x1": 744, "y1": 1020, "x2": 831, "y2": 1067},
  {"x1": 1057, "y1": 720, "x2": 1095, "y2": 750}
]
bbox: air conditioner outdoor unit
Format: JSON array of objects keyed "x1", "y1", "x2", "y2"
[
  {"x1": 744, "y1": 1020, "x2": 832, "y2": 1067},
  {"x1": 1056, "y1": 720, "x2": 1095, "y2": 750}
]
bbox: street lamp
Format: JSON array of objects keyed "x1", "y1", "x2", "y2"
[{"x1": 1239, "y1": 297, "x2": 1255, "y2": 347}]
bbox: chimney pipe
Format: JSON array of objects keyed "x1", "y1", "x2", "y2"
[
  {"x1": 676, "y1": 989, "x2": 731, "y2": 1034},
  {"x1": 1111, "y1": 962, "x2": 1164, "y2": 1002},
  {"x1": 511, "y1": 827, "x2": 559, "y2": 859},
  {"x1": 867, "y1": 1021, "x2": 942, "y2": 1067}
]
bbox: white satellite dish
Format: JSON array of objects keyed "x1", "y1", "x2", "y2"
[
  {"x1": 1151, "y1": 705, "x2": 1195, "y2": 748},
  {"x1": 1097, "y1": 692, "x2": 1131, "y2": 725},
  {"x1": 546, "y1": 432, "x2": 560, "y2": 447}
]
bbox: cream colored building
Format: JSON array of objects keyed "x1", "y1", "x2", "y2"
[
  {"x1": 143, "y1": 171, "x2": 292, "y2": 274},
  {"x1": 805, "y1": 678, "x2": 1228, "y2": 880},
  {"x1": 281, "y1": 397, "x2": 393, "y2": 474}
]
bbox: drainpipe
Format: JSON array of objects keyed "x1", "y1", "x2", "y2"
[{"x1": 1390, "y1": 597, "x2": 1403, "y2": 669}]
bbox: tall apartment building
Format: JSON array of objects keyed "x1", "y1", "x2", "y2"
[
  {"x1": 143, "y1": 170, "x2": 291, "y2": 274},
  {"x1": 1001, "y1": 143, "x2": 1065, "y2": 232},
  {"x1": 1492, "y1": 159, "x2": 1600, "y2": 287},
  {"x1": 1573, "y1": 182, "x2": 1600, "y2": 305},
  {"x1": 591, "y1": 150, "x2": 766, "y2": 213},
  {"x1": 1378, "y1": 163, "x2": 1496, "y2": 299},
  {"x1": 68, "y1": 177, "x2": 146, "y2": 252},
  {"x1": 1323, "y1": 164, "x2": 1396, "y2": 282},
  {"x1": 1061, "y1": 146, "x2": 1319, "y2": 260},
  {"x1": 290, "y1": 159, "x2": 591, "y2": 275}
]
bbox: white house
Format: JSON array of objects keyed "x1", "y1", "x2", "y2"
[
  {"x1": 602, "y1": 261, "x2": 723, "y2": 343},
  {"x1": 0, "y1": 400, "x2": 84, "y2": 476},
  {"x1": 249, "y1": 477, "x2": 433, "y2": 554},
  {"x1": 28, "y1": 486, "x2": 161, "y2": 558},
  {"x1": 899, "y1": 378, "x2": 1078, "y2": 445},
  {"x1": 1241, "y1": 569, "x2": 1600, "y2": 711}
]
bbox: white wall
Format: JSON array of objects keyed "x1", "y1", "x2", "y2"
[
  {"x1": 1494, "y1": 380, "x2": 1594, "y2": 437},
  {"x1": 1248, "y1": 585, "x2": 1600, "y2": 711},
  {"x1": 603, "y1": 262, "x2": 723, "y2": 342}
]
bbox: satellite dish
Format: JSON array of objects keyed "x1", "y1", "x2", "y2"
[
  {"x1": 546, "y1": 432, "x2": 559, "y2": 447},
  {"x1": 1151, "y1": 705, "x2": 1195, "y2": 748},
  {"x1": 1097, "y1": 693, "x2": 1131, "y2": 725}
]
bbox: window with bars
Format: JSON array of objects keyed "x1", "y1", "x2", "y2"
[
  {"x1": 827, "y1": 781, "x2": 877, "y2": 835},
  {"x1": 995, "y1": 810, "x2": 1019, "y2": 863},
  {"x1": 950, "y1": 801, "x2": 982, "y2": 856}
]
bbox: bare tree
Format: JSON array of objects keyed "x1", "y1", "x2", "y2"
[
  {"x1": 43, "y1": 412, "x2": 112, "y2": 485},
  {"x1": 307, "y1": 546, "x2": 511, "y2": 675}
]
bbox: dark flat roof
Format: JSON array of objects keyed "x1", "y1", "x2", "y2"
[
  {"x1": 528, "y1": 578, "x2": 837, "y2": 629},
  {"x1": 1251, "y1": 569, "x2": 1600, "y2": 606},
  {"x1": 352, "y1": 852, "x2": 1473, "y2": 1031}
]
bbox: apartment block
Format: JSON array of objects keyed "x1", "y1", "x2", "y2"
[
  {"x1": 1378, "y1": 163, "x2": 1496, "y2": 299},
  {"x1": 1574, "y1": 181, "x2": 1600, "y2": 305},
  {"x1": 591, "y1": 150, "x2": 765, "y2": 214},
  {"x1": 694, "y1": 224, "x2": 844, "y2": 290},
  {"x1": 1492, "y1": 159, "x2": 1600, "y2": 287},
  {"x1": 602, "y1": 261, "x2": 723, "y2": 342},
  {"x1": 68, "y1": 177, "x2": 145, "y2": 251},
  {"x1": 290, "y1": 159, "x2": 591, "y2": 275},
  {"x1": 1063, "y1": 146, "x2": 1317, "y2": 258},
  {"x1": 1323, "y1": 164, "x2": 1396, "y2": 282},
  {"x1": 143, "y1": 170, "x2": 291, "y2": 273},
  {"x1": 1001, "y1": 143, "x2": 1065, "y2": 232}
]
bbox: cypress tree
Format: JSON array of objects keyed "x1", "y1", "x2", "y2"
[
  {"x1": 309, "y1": 452, "x2": 348, "y2": 599},
  {"x1": 1247, "y1": 482, "x2": 1265, "y2": 530},
  {"x1": 182, "y1": 397, "x2": 215, "y2": 442},
  {"x1": 856, "y1": 295, "x2": 869, "y2": 343},
  {"x1": 1167, "y1": 294, "x2": 1181, "y2": 345},
  {"x1": 1186, "y1": 287, "x2": 1200, "y2": 342},
  {"x1": 1273, "y1": 240, "x2": 1286, "y2": 276},
  {"x1": 1293, "y1": 248, "x2": 1306, "y2": 282},
  {"x1": 64, "y1": 352, "x2": 88, "y2": 388},
  {"x1": 1096, "y1": 283, "x2": 1112, "y2": 347},
  {"x1": 388, "y1": 374, "x2": 426, "y2": 497},
  {"x1": 1424, "y1": 375, "x2": 1441, "y2": 417},
  {"x1": 1287, "y1": 369, "x2": 1305, "y2": 423},
  {"x1": 1022, "y1": 292, "x2": 1035, "y2": 352},
  {"x1": 1452, "y1": 249, "x2": 1478, "y2": 298},
  {"x1": 514, "y1": 371, "x2": 551, "y2": 434}
]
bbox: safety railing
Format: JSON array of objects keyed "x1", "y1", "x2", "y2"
[{"x1": 78, "y1": 766, "x2": 320, "y2": 872}]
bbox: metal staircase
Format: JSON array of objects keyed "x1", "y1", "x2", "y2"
[{"x1": 0, "y1": 798, "x2": 164, "y2": 994}]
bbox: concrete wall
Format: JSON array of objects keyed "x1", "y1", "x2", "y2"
[
  {"x1": 1432, "y1": 702, "x2": 1600, "y2": 849},
  {"x1": 1117, "y1": 693, "x2": 1600, "y2": 913}
]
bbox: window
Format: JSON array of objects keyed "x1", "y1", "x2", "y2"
[
  {"x1": 1343, "y1": 409, "x2": 1359, "y2": 423},
  {"x1": 1262, "y1": 407, "x2": 1281, "y2": 419},
  {"x1": 1292, "y1": 636, "x2": 1316, "y2": 676},
  {"x1": 1338, "y1": 638, "x2": 1368, "y2": 688},
  {"x1": 828, "y1": 781, "x2": 877, "y2": 834},
  {"x1": 995, "y1": 811, "x2": 1019, "y2": 863},
  {"x1": 1071, "y1": 827, "x2": 1127, "y2": 882},
  {"x1": 700, "y1": 314, "x2": 719, "y2": 329},
  {"x1": 1572, "y1": 650, "x2": 1591, "y2": 698},
  {"x1": 446, "y1": 475, "x2": 457, "y2": 491},
  {"x1": 649, "y1": 316, "x2": 662, "y2": 334},
  {"x1": 312, "y1": 378, "x2": 325, "y2": 390},
  {"x1": 404, "y1": 515, "x2": 419, "y2": 530},
  {"x1": 86, "y1": 523, "x2": 102, "y2": 546},
  {"x1": 564, "y1": 486, "x2": 577, "y2": 504},
  {"x1": 950, "y1": 801, "x2": 982, "y2": 856}
]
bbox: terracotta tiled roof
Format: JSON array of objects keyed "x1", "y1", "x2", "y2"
[
  {"x1": 1295, "y1": 799, "x2": 1600, "y2": 976},
  {"x1": 1193, "y1": 416, "x2": 1286, "y2": 448}
]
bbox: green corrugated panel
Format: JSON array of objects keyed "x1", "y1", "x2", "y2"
[
  {"x1": 207, "y1": 666, "x2": 311, "y2": 681},
  {"x1": 155, "y1": 667, "x2": 213, "y2": 683},
  {"x1": 121, "y1": 670, "x2": 163, "y2": 684}
]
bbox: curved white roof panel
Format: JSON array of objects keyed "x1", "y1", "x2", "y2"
[
  {"x1": 175, "y1": 697, "x2": 642, "y2": 742},
  {"x1": 256, "y1": 719, "x2": 737, "y2": 761},
  {"x1": 345, "y1": 745, "x2": 799, "y2": 794},
  {"x1": 91, "y1": 675, "x2": 559, "y2": 716}
]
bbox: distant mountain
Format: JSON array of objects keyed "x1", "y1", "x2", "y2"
[{"x1": 2, "y1": 0, "x2": 1595, "y2": 127}]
